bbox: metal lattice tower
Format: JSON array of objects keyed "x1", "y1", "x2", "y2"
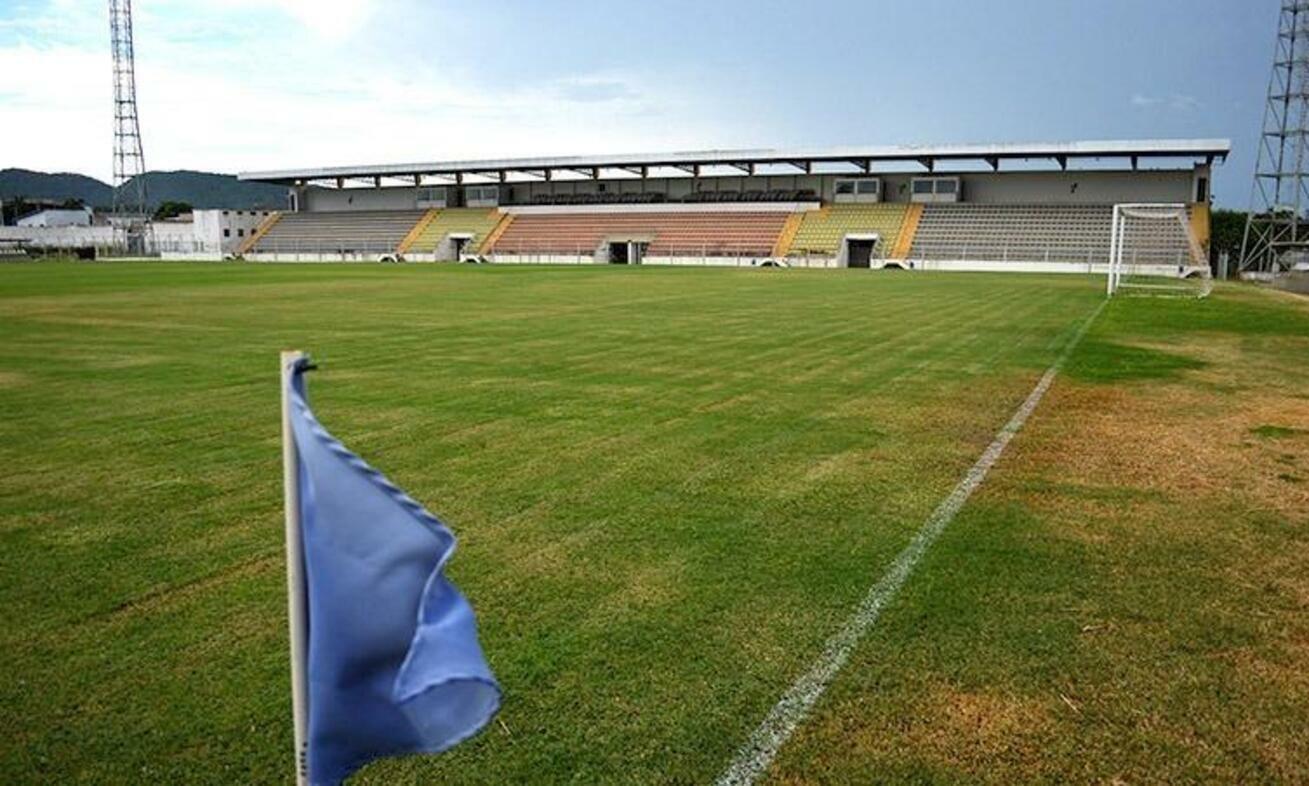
[
  {"x1": 109, "y1": 0, "x2": 152, "y2": 254},
  {"x1": 1241, "y1": 1, "x2": 1309, "y2": 273}
]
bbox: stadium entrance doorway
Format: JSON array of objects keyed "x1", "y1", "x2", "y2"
[
  {"x1": 438, "y1": 232, "x2": 476, "y2": 261},
  {"x1": 608, "y1": 240, "x2": 648, "y2": 265},
  {"x1": 844, "y1": 235, "x2": 879, "y2": 268},
  {"x1": 451, "y1": 234, "x2": 472, "y2": 259}
]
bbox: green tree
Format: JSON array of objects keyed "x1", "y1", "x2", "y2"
[
  {"x1": 2, "y1": 197, "x2": 35, "y2": 225},
  {"x1": 1209, "y1": 208, "x2": 1246, "y2": 262},
  {"x1": 153, "y1": 201, "x2": 193, "y2": 221}
]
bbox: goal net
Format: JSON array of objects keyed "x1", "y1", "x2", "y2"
[{"x1": 1107, "y1": 203, "x2": 1212, "y2": 298}]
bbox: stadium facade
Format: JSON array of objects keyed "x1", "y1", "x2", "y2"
[{"x1": 226, "y1": 138, "x2": 1227, "y2": 273}]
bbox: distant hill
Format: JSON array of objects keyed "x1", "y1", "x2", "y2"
[
  {"x1": 0, "y1": 168, "x2": 286, "y2": 211},
  {"x1": 0, "y1": 169, "x2": 112, "y2": 207},
  {"x1": 132, "y1": 170, "x2": 287, "y2": 210}
]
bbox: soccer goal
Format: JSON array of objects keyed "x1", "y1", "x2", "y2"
[{"x1": 1106, "y1": 203, "x2": 1212, "y2": 298}]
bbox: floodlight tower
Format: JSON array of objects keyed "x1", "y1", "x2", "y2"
[
  {"x1": 1241, "y1": 1, "x2": 1309, "y2": 273},
  {"x1": 109, "y1": 0, "x2": 152, "y2": 255}
]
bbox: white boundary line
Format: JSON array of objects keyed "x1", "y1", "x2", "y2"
[{"x1": 713, "y1": 298, "x2": 1107, "y2": 786}]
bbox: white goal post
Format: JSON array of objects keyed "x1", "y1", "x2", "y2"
[{"x1": 1106, "y1": 203, "x2": 1212, "y2": 298}]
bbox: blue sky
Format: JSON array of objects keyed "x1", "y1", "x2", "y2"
[{"x1": 0, "y1": 0, "x2": 1274, "y2": 205}]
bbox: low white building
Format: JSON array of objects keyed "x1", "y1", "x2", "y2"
[
  {"x1": 0, "y1": 207, "x2": 277, "y2": 257},
  {"x1": 17, "y1": 208, "x2": 93, "y2": 228},
  {"x1": 199, "y1": 208, "x2": 277, "y2": 254}
]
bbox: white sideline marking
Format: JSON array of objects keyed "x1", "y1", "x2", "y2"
[{"x1": 713, "y1": 300, "x2": 1106, "y2": 786}]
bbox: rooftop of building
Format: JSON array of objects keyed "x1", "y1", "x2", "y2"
[{"x1": 239, "y1": 138, "x2": 1231, "y2": 186}]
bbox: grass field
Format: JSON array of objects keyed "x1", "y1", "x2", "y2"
[{"x1": 1, "y1": 263, "x2": 1306, "y2": 784}]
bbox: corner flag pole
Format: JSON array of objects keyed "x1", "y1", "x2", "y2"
[{"x1": 281, "y1": 350, "x2": 310, "y2": 786}]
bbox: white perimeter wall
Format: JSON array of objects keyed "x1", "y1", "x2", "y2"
[
  {"x1": 0, "y1": 225, "x2": 114, "y2": 247},
  {"x1": 0, "y1": 209, "x2": 273, "y2": 256}
]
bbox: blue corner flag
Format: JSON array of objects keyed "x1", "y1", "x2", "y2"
[{"x1": 286, "y1": 357, "x2": 500, "y2": 785}]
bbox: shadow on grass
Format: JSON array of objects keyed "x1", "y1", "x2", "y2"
[
  {"x1": 1103, "y1": 290, "x2": 1309, "y2": 338},
  {"x1": 1064, "y1": 340, "x2": 1206, "y2": 384}
]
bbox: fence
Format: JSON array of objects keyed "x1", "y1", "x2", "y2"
[
  {"x1": 908, "y1": 242, "x2": 1193, "y2": 269},
  {"x1": 241, "y1": 239, "x2": 405, "y2": 261},
  {"x1": 28, "y1": 235, "x2": 1197, "y2": 273},
  {"x1": 485, "y1": 243, "x2": 815, "y2": 268}
]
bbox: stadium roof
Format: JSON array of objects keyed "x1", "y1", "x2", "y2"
[{"x1": 239, "y1": 138, "x2": 1230, "y2": 186}]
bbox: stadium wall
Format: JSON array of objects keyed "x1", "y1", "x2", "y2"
[
  {"x1": 947, "y1": 170, "x2": 1195, "y2": 204},
  {"x1": 302, "y1": 187, "x2": 423, "y2": 212},
  {"x1": 293, "y1": 167, "x2": 1204, "y2": 213}
]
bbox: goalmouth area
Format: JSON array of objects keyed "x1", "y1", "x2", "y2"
[{"x1": 1, "y1": 263, "x2": 1307, "y2": 783}]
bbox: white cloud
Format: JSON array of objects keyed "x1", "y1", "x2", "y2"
[
  {"x1": 206, "y1": 0, "x2": 380, "y2": 41},
  {"x1": 0, "y1": 43, "x2": 110, "y2": 175},
  {"x1": 1130, "y1": 93, "x2": 1200, "y2": 112},
  {"x1": 0, "y1": 14, "x2": 742, "y2": 182}
]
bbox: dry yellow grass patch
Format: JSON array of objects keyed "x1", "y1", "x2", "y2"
[
  {"x1": 0, "y1": 370, "x2": 30, "y2": 388},
  {"x1": 1012, "y1": 374, "x2": 1309, "y2": 524},
  {"x1": 802, "y1": 450, "x2": 867, "y2": 484},
  {"x1": 588, "y1": 557, "x2": 687, "y2": 623},
  {"x1": 489, "y1": 525, "x2": 603, "y2": 583},
  {"x1": 88, "y1": 354, "x2": 169, "y2": 370},
  {"x1": 926, "y1": 686, "x2": 1053, "y2": 754},
  {"x1": 30, "y1": 314, "x2": 231, "y2": 332},
  {"x1": 772, "y1": 686, "x2": 1053, "y2": 786},
  {"x1": 1214, "y1": 638, "x2": 1309, "y2": 783}
]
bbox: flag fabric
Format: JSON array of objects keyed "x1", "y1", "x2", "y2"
[{"x1": 286, "y1": 357, "x2": 501, "y2": 785}]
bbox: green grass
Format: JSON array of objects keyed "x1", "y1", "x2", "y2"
[
  {"x1": 0, "y1": 263, "x2": 1305, "y2": 784},
  {"x1": 1250, "y1": 424, "x2": 1306, "y2": 439}
]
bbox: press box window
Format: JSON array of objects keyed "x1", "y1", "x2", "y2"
[
  {"x1": 417, "y1": 186, "x2": 447, "y2": 208},
  {"x1": 465, "y1": 186, "x2": 500, "y2": 208},
  {"x1": 833, "y1": 178, "x2": 881, "y2": 203},
  {"x1": 910, "y1": 177, "x2": 961, "y2": 203}
]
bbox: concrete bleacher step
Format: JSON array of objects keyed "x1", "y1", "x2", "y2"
[
  {"x1": 250, "y1": 210, "x2": 428, "y2": 254},
  {"x1": 407, "y1": 208, "x2": 504, "y2": 256},
  {"x1": 238, "y1": 211, "x2": 282, "y2": 256},
  {"x1": 787, "y1": 204, "x2": 910, "y2": 258},
  {"x1": 397, "y1": 209, "x2": 440, "y2": 254},
  {"x1": 478, "y1": 213, "x2": 515, "y2": 253},
  {"x1": 771, "y1": 212, "x2": 806, "y2": 257},
  {"x1": 491, "y1": 211, "x2": 793, "y2": 257},
  {"x1": 889, "y1": 204, "x2": 922, "y2": 260},
  {"x1": 906, "y1": 204, "x2": 1197, "y2": 266}
]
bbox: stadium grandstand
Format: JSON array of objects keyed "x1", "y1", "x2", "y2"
[{"x1": 238, "y1": 138, "x2": 1227, "y2": 274}]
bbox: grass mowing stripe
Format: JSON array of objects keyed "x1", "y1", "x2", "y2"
[
  {"x1": 713, "y1": 297, "x2": 1107, "y2": 786},
  {"x1": 1, "y1": 266, "x2": 1112, "y2": 782},
  {"x1": 333, "y1": 276, "x2": 980, "y2": 478}
]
